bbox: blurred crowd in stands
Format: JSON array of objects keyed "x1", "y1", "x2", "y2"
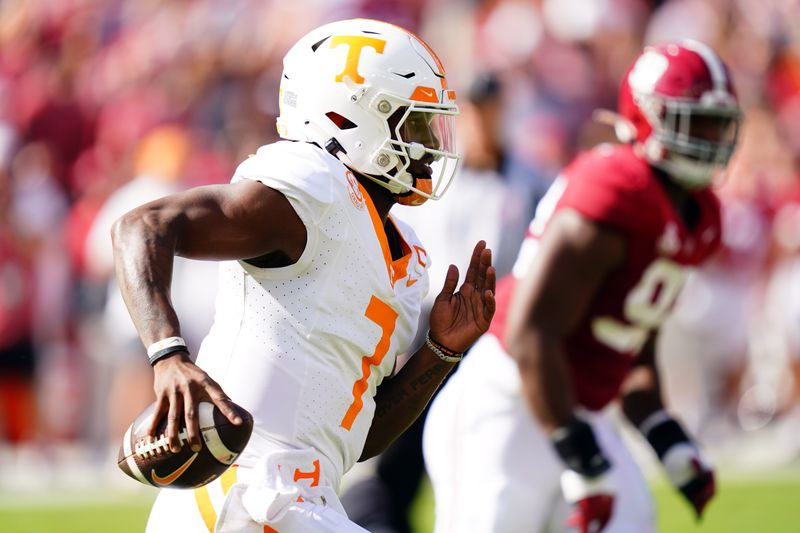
[{"x1": 2, "y1": 0, "x2": 800, "y2": 489}]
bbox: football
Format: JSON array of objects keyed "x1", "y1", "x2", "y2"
[{"x1": 117, "y1": 401, "x2": 254, "y2": 489}]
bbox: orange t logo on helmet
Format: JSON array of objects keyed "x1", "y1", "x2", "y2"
[{"x1": 330, "y1": 35, "x2": 386, "y2": 83}]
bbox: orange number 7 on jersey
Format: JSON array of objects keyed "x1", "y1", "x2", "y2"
[{"x1": 340, "y1": 295, "x2": 398, "y2": 431}]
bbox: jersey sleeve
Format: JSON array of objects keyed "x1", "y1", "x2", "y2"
[
  {"x1": 232, "y1": 141, "x2": 337, "y2": 229},
  {"x1": 556, "y1": 145, "x2": 661, "y2": 236}
]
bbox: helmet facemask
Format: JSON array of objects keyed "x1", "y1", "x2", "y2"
[
  {"x1": 370, "y1": 97, "x2": 459, "y2": 206},
  {"x1": 644, "y1": 96, "x2": 741, "y2": 188}
]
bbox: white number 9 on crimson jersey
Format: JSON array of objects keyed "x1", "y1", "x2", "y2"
[{"x1": 592, "y1": 258, "x2": 687, "y2": 355}]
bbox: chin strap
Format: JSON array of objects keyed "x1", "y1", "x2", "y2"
[
  {"x1": 324, "y1": 138, "x2": 346, "y2": 158},
  {"x1": 330, "y1": 139, "x2": 425, "y2": 202}
]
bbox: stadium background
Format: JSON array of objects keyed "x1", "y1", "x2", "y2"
[{"x1": 1, "y1": 0, "x2": 799, "y2": 531}]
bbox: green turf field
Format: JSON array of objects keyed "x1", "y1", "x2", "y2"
[
  {"x1": 409, "y1": 475, "x2": 800, "y2": 533},
  {"x1": 0, "y1": 491, "x2": 155, "y2": 533},
  {"x1": 1, "y1": 473, "x2": 799, "y2": 532}
]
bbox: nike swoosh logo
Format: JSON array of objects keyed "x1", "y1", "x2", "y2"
[
  {"x1": 151, "y1": 452, "x2": 198, "y2": 486},
  {"x1": 406, "y1": 278, "x2": 418, "y2": 287},
  {"x1": 421, "y1": 88, "x2": 434, "y2": 97}
]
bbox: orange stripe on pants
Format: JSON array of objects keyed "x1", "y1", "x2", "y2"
[
  {"x1": 194, "y1": 466, "x2": 239, "y2": 533},
  {"x1": 194, "y1": 484, "x2": 216, "y2": 533}
]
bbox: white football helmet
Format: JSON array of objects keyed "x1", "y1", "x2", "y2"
[{"x1": 277, "y1": 19, "x2": 460, "y2": 206}]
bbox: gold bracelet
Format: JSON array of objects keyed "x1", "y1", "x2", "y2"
[{"x1": 425, "y1": 331, "x2": 464, "y2": 363}]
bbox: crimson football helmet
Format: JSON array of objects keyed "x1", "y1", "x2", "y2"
[
  {"x1": 617, "y1": 40, "x2": 742, "y2": 188},
  {"x1": 277, "y1": 19, "x2": 460, "y2": 206}
]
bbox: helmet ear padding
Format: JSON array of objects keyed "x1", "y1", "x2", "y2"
[
  {"x1": 644, "y1": 136, "x2": 664, "y2": 163},
  {"x1": 614, "y1": 119, "x2": 636, "y2": 144},
  {"x1": 592, "y1": 109, "x2": 637, "y2": 144}
]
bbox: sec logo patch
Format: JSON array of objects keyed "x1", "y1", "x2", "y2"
[{"x1": 346, "y1": 171, "x2": 365, "y2": 209}]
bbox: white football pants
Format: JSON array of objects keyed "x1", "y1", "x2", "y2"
[
  {"x1": 146, "y1": 449, "x2": 369, "y2": 533},
  {"x1": 423, "y1": 334, "x2": 655, "y2": 533}
]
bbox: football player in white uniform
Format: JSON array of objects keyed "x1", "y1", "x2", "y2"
[{"x1": 111, "y1": 19, "x2": 496, "y2": 533}]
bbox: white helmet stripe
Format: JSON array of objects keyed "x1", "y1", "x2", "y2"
[
  {"x1": 123, "y1": 423, "x2": 151, "y2": 486},
  {"x1": 199, "y1": 402, "x2": 237, "y2": 465},
  {"x1": 682, "y1": 39, "x2": 728, "y2": 93}
]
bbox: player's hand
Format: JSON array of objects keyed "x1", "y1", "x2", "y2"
[
  {"x1": 662, "y1": 443, "x2": 716, "y2": 519},
  {"x1": 567, "y1": 495, "x2": 615, "y2": 533},
  {"x1": 561, "y1": 469, "x2": 615, "y2": 533},
  {"x1": 428, "y1": 240, "x2": 496, "y2": 353},
  {"x1": 150, "y1": 352, "x2": 243, "y2": 453}
]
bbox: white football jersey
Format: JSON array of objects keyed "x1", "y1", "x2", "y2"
[{"x1": 194, "y1": 141, "x2": 430, "y2": 491}]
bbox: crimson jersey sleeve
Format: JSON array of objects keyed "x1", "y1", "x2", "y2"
[{"x1": 556, "y1": 145, "x2": 666, "y2": 238}]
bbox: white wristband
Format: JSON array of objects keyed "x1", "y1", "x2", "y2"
[
  {"x1": 560, "y1": 469, "x2": 616, "y2": 503},
  {"x1": 147, "y1": 336, "x2": 187, "y2": 358},
  {"x1": 638, "y1": 409, "x2": 673, "y2": 437},
  {"x1": 661, "y1": 442, "x2": 708, "y2": 487}
]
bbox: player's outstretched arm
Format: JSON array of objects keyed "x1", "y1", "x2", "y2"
[
  {"x1": 505, "y1": 209, "x2": 625, "y2": 533},
  {"x1": 111, "y1": 179, "x2": 306, "y2": 453},
  {"x1": 360, "y1": 241, "x2": 495, "y2": 461},
  {"x1": 621, "y1": 339, "x2": 716, "y2": 520}
]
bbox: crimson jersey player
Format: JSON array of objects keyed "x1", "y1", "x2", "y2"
[
  {"x1": 490, "y1": 144, "x2": 722, "y2": 411},
  {"x1": 423, "y1": 40, "x2": 741, "y2": 533}
]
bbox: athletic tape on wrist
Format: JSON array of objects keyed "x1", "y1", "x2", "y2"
[
  {"x1": 560, "y1": 468, "x2": 615, "y2": 503},
  {"x1": 638, "y1": 409, "x2": 673, "y2": 437},
  {"x1": 661, "y1": 442, "x2": 705, "y2": 487},
  {"x1": 639, "y1": 411, "x2": 692, "y2": 460}
]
